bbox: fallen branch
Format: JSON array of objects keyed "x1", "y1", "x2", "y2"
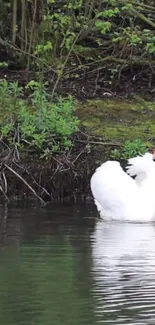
[
  {"x1": 119, "y1": 0, "x2": 155, "y2": 28},
  {"x1": 72, "y1": 146, "x2": 87, "y2": 164},
  {"x1": 0, "y1": 171, "x2": 9, "y2": 200},
  {"x1": 64, "y1": 56, "x2": 155, "y2": 78},
  {"x1": 2, "y1": 171, "x2": 7, "y2": 194},
  {"x1": 4, "y1": 163, "x2": 46, "y2": 206},
  {"x1": 137, "y1": 3, "x2": 155, "y2": 11},
  {"x1": 14, "y1": 161, "x2": 52, "y2": 199},
  {"x1": 76, "y1": 139, "x2": 121, "y2": 146},
  {"x1": 0, "y1": 184, "x2": 9, "y2": 201}
]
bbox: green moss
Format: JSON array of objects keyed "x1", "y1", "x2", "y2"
[{"x1": 76, "y1": 98, "x2": 155, "y2": 144}]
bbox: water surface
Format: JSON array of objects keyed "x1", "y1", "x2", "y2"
[{"x1": 0, "y1": 203, "x2": 155, "y2": 325}]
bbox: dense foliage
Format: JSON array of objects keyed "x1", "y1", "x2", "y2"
[
  {"x1": 0, "y1": 79, "x2": 79, "y2": 157},
  {"x1": 0, "y1": 0, "x2": 155, "y2": 92}
]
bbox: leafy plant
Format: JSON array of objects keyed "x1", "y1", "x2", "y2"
[
  {"x1": 0, "y1": 79, "x2": 79, "y2": 155},
  {"x1": 110, "y1": 139, "x2": 148, "y2": 160},
  {"x1": 110, "y1": 148, "x2": 122, "y2": 160},
  {"x1": 0, "y1": 62, "x2": 8, "y2": 67}
]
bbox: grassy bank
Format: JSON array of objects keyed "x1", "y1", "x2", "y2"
[
  {"x1": 0, "y1": 79, "x2": 155, "y2": 203},
  {"x1": 77, "y1": 97, "x2": 155, "y2": 142}
]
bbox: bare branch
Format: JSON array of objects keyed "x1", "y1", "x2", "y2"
[{"x1": 4, "y1": 164, "x2": 46, "y2": 206}]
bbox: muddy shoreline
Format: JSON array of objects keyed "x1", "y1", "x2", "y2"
[{"x1": 0, "y1": 131, "x2": 112, "y2": 204}]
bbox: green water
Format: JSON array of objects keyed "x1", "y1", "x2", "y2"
[{"x1": 0, "y1": 203, "x2": 155, "y2": 325}]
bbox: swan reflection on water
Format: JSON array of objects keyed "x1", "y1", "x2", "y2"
[{"x1": 91, "y1": 221, "x2": 155, "y2": 323}]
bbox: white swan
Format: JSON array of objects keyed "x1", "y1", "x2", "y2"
[{"x1": 90, "y1": 152, "x2": 155, "y2": 222}]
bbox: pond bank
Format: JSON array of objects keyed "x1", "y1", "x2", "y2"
[{"x1": 1, "y1": 97, "x2": 155, "y2": 203}]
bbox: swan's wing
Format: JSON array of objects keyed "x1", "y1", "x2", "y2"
[
  {"x1": 126, "y1": 152, "x2": 154, "y2": 186},
  {"x1": 90, "y1": 161, "x2": 141, "y2": 220}
]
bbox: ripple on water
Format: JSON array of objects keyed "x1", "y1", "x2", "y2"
[{"x1": 0, "y1": 204, "x2": 155, "y2": 325}]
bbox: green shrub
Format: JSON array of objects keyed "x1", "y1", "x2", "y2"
[
  {"x1": 0, "y1": 79, "x2": 79, "y2": 155},
  {"x1": 110, "y1": 139, "x2": 148, "y2": 161}
]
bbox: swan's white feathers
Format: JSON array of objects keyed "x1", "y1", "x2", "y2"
[
  {"x1": 126, "y1": 153, "x2": 153, "y2": 185},
  {"x1": 91, "y1": 160, "x2": 141, "y2": 220},
  {"x1": 90, "y1": 153, "x2": 155, "y2": 221}
]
